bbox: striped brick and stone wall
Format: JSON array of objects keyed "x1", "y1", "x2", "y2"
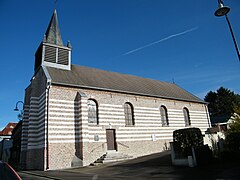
[
  {"x1": 21, "y1": 68, "x2": 48, "y2": 170},
  {"x1": 45, "y1": 85, "x2": 210, "y2": 170}
]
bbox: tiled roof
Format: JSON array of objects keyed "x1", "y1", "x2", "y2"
[
  {"x1": 0, "y1": 123, "x2": 17, "y2": 136},
  {"x1": 46, "y1": 65, "x2": 205, "y2": 103}
]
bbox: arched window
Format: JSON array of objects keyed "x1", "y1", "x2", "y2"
[
  {"x1": 124, "y1": 102, "x2": 135, "y2": 126},
  {"x1": 183, "y1": 107, "x2": 191, "y2": 126},
  {"x1": 88, "y1": 99, "x2": 98, "y2": 124},
  {"x1": 160, "y1": 105, "x2": 169, "y2": 127}
]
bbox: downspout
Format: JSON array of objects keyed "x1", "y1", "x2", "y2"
[
  {"x1": 46, "y1": 81, "x2": 51, "y2": 170},
  {"x1": 42, "y1": 65, "x2": 52, "y2": 170}
]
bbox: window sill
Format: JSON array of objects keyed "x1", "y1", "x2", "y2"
[
  {"x1": 88, "y1": 123, "x2": 99, "y2": 126},
  {"x1": 125, "y1": 125, "x2": 135, "y2": 127},
  {"x1": 162, "y1": 125, "x2": 169, "y2": 127}
]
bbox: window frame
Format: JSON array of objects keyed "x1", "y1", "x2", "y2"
[
  {"x1": 183, "y1": 107, "x2": 191, "y2": 126},
  {"x1": 160, "y1": 105, "x2": 169, "y2": 127},
  {"x1": 124, "y1": 102, "x2": 135, "y2": 126},
  {"x1": 87, "y1": 99, "x2": 99, "y2": 125}
]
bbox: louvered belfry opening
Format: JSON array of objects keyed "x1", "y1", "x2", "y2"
[
  {"x1": 44, "y1": 45, "x2": 69, "y2": 66},
  {"x1": 45, "y1": 45, "x2": 57, "y2": 63},
  {"x1": 58, "y1": 48, "x2": 69, "y2": 65}
]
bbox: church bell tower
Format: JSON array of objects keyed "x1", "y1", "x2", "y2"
[{"x1": 34, "y1": 10, "x2": 72, "y2": 72}]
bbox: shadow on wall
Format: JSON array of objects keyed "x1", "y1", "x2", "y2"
[
  {"x1": 163, "y1": 141, "x2": 170, "y2": 151},
  {"x1": 0, "y1": 139, "x2": 13, "y2": 163},
  {"x1": 204, "y1": 130, "x2": 225, "y2": 157},
  {"x1": 72, "y1": 92, "x2": 83, "y2": 167}
]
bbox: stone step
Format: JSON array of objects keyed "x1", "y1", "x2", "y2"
[
  {"x1": 103, "y1": 156, "x2": 132, "y2": 163},
  {"x1": 90, "y1": 151, "x2": 133, "y2": 166},
  {"x1": 106, "y1": 151, "x2": 129, "y2": 157},
  {"x1": 104, "y1": 154, "x2": 132, "y2": 160},
  {"x1": 90, "y1": 162, "x2": 102, "y2": 166}
]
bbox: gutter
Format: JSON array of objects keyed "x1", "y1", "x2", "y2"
[
  {"x1": 42, "y1": 65, "x2": 52, "y2": 170},
  {"x1": 46, "y1": 82, "x2": 50, "y2": 170}
]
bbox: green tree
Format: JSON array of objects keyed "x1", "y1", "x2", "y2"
[
  {"x1": 228, "y1": 105, "x2": 240, "y2": 132},
  {"x1": 204, "y1": 87, "x2": 240, "y2": 124},
  {"x1": 225, "y1": 105, "x2": 240, "y2": 151}
]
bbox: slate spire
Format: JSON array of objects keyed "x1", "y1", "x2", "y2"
[{"x1": 45, "y1": 9, "x2": 63, "y2": 46}]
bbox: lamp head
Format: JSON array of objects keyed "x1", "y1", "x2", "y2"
[
  {"x1": 14, "y1": 107, "x2": 19, "y2": 111},
  {"x1": 215, "y1": 2, "x2": 230, "y2": 16}
]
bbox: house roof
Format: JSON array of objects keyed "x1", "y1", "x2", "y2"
[
  {"x1": 210, "y1": 114, "x2": 231, "y2": 125},
  {"x1": 46, "y1": 65, "x2": 205, "y2": 103},
  {"x1": 0, "y1": 123, "x2": 17, "y2": 136}
]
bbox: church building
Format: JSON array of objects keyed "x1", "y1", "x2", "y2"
[{"x1": 20, "y1": 10, "x2": 211, "y2": 170}]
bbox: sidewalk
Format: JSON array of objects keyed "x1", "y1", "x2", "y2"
[{"x1": 19, "y1": 151, "x2": 240, "y2": 179}]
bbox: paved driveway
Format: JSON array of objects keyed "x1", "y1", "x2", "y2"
[{"x1": 19, "y1": 151, "x2": 240, "y2": 180}]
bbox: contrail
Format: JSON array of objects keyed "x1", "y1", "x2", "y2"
[{"x1": 122, "y1": 27, "x2": 198, "y2": 56}]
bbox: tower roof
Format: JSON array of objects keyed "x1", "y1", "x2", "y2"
[{"x1": 44, "y1": 9, "x2": 63, "y2": 46}]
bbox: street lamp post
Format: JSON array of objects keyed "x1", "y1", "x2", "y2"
[
  {"x1": 14, "y1": 101, "x2": 24, "y2": 120},
  {"x1": 215, "y1": 0, "x2": 240, "y2": 61}
]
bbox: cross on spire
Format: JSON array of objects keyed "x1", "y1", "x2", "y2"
[{"x1": 54, "y1": 0, "x2": 58, "y2": 10}]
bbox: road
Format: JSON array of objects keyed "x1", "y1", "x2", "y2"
[
  {"x1": 18, "y1": 172, "x2": 56, "y2": 180},
  {"x1": 18, "y1": 151, "x2": 240, "y2": 180}
]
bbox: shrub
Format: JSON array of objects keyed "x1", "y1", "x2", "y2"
[
  {"x1": 225, "y1": 131, "x2": 240, "y2": 151},
  {"x1": 173, "y1": 128, "x2": 203, "y2": 157}
]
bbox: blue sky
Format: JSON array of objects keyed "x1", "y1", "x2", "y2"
[{"x1": 0, "y1": 0, "x2": 240, "y2": 130}]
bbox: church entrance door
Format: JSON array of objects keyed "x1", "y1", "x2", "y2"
[{"x1": 106, "y1": 129, "x2": 117, "y2": 150}]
